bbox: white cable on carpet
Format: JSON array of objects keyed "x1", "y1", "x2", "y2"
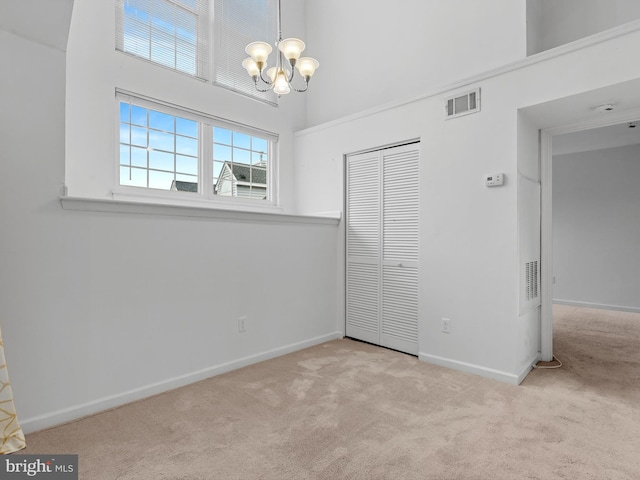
[{"x1": 532, "y1": 355, "x2": 563, "y2": 369}]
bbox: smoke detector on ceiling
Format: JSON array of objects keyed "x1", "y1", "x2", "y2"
[{"x1": 593, "y1": 103, "x2": 615, "y2": 113}]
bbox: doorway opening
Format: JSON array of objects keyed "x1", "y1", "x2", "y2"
[{"x1": 540, "y1": 112, "x2": 640, "y2": 360}]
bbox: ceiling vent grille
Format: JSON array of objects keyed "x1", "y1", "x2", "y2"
[
  {"x1": 526, "y1": 260, "x2": 539, "y2": 301},
  {"x1": 445, "y1": 88, "x2": 481, "y2": 119}
]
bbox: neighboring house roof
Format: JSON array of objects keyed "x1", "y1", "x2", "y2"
[
  {"x1": 227, "y1": 163, "x2": 267, "y2": 184},
  {"x1": 170, "y1": 180, "x2": 198, "y2": 192},
  {"x1": 214, "y1": 162, "x2": 267, "y2": 193}
]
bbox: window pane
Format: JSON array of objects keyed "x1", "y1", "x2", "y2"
[
  {"x1": 213, "y1": 160, "x2": 224, "y2": 179},
  {"x1": 131, "y1": 126, "x2": 148, "y2": 147},
  {"x1": 149, "y1": 110, "x2": 174, "y2": 132},
  {"x1": 213, "y1": 144, "x2": 232, "y2": 162},
  {"x1": 120, "y1": 144, "x2": 130, "y2": 166},
  {"x1": 120, "y1": 124, "x2": 130, "y2": 144},
  {"x1": 233, "y1": 131, "x2": 251, "y2": 149},
  {"x1": 252, "y1": 151, "x2": 267, "y2": 165},
  {"x1": 151, "y1": 0, "x2": 176, "y2": 35},
  {"x1": 131, "y1": 146, "x2": 147, "y2": 167},
  {"x1": 120, "y1": 166, "x2": 147, "y2": 188},
  {"x1": 125, "y1": 0, "x2": 150, "y2": 23},
  {"x1": 233, "y1": 147, "x2": 251, "y2": 164},
  {"x1": 149, "y1": 130, "x2": 174, "y2": 151},
  {"x1": 176, "y1": 155, "x2": 198, "y2": 175},
  {"x1": 176, "y1": 135, "x2": 197, "y2": 156},
  {"x1": 176, "y1": 117, "x2": 197, "y2": 138},
  {"x1": 149, "y1": 150, "x2": 174, "y2": 171},
  {"x1": 252, "y1": 137, "x2": 268, "y2": 155},
  {"x1": 120, "y1": 103, "x2": 130, "y2": 123},
  {"x1": 131, "y1": 105, "x2": 147, "y2": 126},
  {"x1": 214, "y1": 127, "x2": 232, "y2": 145},
  {"x1": 176, "y1": 5, "x2": 196, "y2": 30},
  {"x1": 149, "y1": 170, "x2": 175, "y2": 190},
  {"x1": 151, "y1": 38, "x2": 176, "y2": 69},
  {"x1": 176, "y1": 51, "x2": 196, "y2": 76},
  {"x1": 123, "y1": 14, "x2": 151, "y2": 57}
]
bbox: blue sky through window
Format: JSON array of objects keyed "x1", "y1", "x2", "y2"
[{"x1": 120, "y1": 101, "x2": 199, "y2": 190}]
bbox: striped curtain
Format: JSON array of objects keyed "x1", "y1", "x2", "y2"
[{"x1": 0, "y1": 326, "x2": 25, "y2": 453}]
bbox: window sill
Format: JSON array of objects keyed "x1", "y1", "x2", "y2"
[{"x1": 59, "y1": 196, "x2": 342, "y2": 225}]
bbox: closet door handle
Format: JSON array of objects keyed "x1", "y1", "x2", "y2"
[{"x1": 397, "y1": 262, "x2": 403, "y2": 267}]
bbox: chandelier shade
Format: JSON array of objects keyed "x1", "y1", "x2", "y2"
[
  {"x1": 245, "y1": 42, "x2": 272, "y2": 65},
  {"x1": 295, "y1": 57, "x2": 320, "y2": 78},
  {"x1": 242, "y1": 58, "x2": 261, "y2": 77},
  {"x1": 242, "y1": 0, "x2": 318, "y2": 95},
  {"x1": 278, "y1": 38, "x2": 305, "y2": 60}
]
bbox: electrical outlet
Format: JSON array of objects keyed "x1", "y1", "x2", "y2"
[
  {"x1": 238, "y1": 316, "x2": 247, "y2": 333},
  {"x1": 441, "y1": 318, "x2": 451, "y2": 334}
]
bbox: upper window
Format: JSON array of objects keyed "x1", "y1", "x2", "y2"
[
  {"x1": 118, "y1": 93, "x2": 276, "y2": 203},
  {"x1": 115, "y1": 0, "x2": 209, "y2": 79},
  {"x1": 213, "y1": 0, "x2": 277, "y2": 104}
]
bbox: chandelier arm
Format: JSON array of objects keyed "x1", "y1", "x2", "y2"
[
  {"x1": 287, "y1": 59, "x2": 296, "y2": 82},
  {"x1": 258, "y1": 69, "x2": 273, "y2": 85},
  {"x1": 291, "y1": 80, "x2": 309, "y2": 93},
  {"x1": 253, "y1": 79, "x2": 273, "y2": 93}
]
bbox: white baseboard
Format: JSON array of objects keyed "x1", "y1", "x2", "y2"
[
  {"x1": 553, "y1": 299, "x2": 640, "y2": 314},
  {"x1": 419, "y1": 353, "x2": 521, "y2": 385},
  {"x1": 518, "y1": 353, "x2": 541, "y2": 384},
  {"x1": 21, "y1": 331, "x2": 342, "y2": 434}
]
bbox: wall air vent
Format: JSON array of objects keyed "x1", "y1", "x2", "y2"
[
  {"x1": 525, "y1": 260, "x2": 539, "y2": 301},
  {"x1": 445, "y1": 88, "x2": 481, "y2": 119}
]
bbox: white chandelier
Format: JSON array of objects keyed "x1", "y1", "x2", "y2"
[{"x1": 242, "y1": 0, "x2": 319, "y2": 96}]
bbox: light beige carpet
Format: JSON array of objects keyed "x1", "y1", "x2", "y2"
[{"x1": 23, "y1": 305, "x2": 640, "y2": 479}]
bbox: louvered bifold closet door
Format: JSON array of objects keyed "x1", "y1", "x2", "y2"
[
  {"x1": 346, "y1": 152, "x2": 381, "y2": 345},
  {"x1": 347, "y1": 143, "x2": 420, "y2": 355},
  {"x1": 380, "y1": 145, "x2": 419, "y2": 354}
]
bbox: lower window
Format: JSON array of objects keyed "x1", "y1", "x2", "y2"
[{"x1": 117, "y1": 92, "x2": 276, "y2": 203}]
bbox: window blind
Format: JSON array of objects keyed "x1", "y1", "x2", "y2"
[
  {"x1": 214, "y1": 0, "x2": 277, "y2": 104},
  {"x1": 115, "y1": 0, "x2": 210, "y2": 80}
]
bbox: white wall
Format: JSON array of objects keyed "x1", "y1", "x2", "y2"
[
  {"x1": 528, "y1": 0, "x2": 640, "y2": 54},
  {"x1": 295, "y1": 21, "x2": 640, "y2": 383},
  {"x1": 0, "y1": 4, "x2": 340, "y2": 433},
  {"x1": 517, "y1": 112, "x2": 541, "y2": 374},
  {"x1": 552, "y1": 144, "x2": 640, "y2": 312},
  {"x1": 304, "y1": 0, "x2": 526, "y2": 127}
]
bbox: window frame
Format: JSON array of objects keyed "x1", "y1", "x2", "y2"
[{"x1": 114, "y1": 91, "x2": 278, "y2": 208}]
